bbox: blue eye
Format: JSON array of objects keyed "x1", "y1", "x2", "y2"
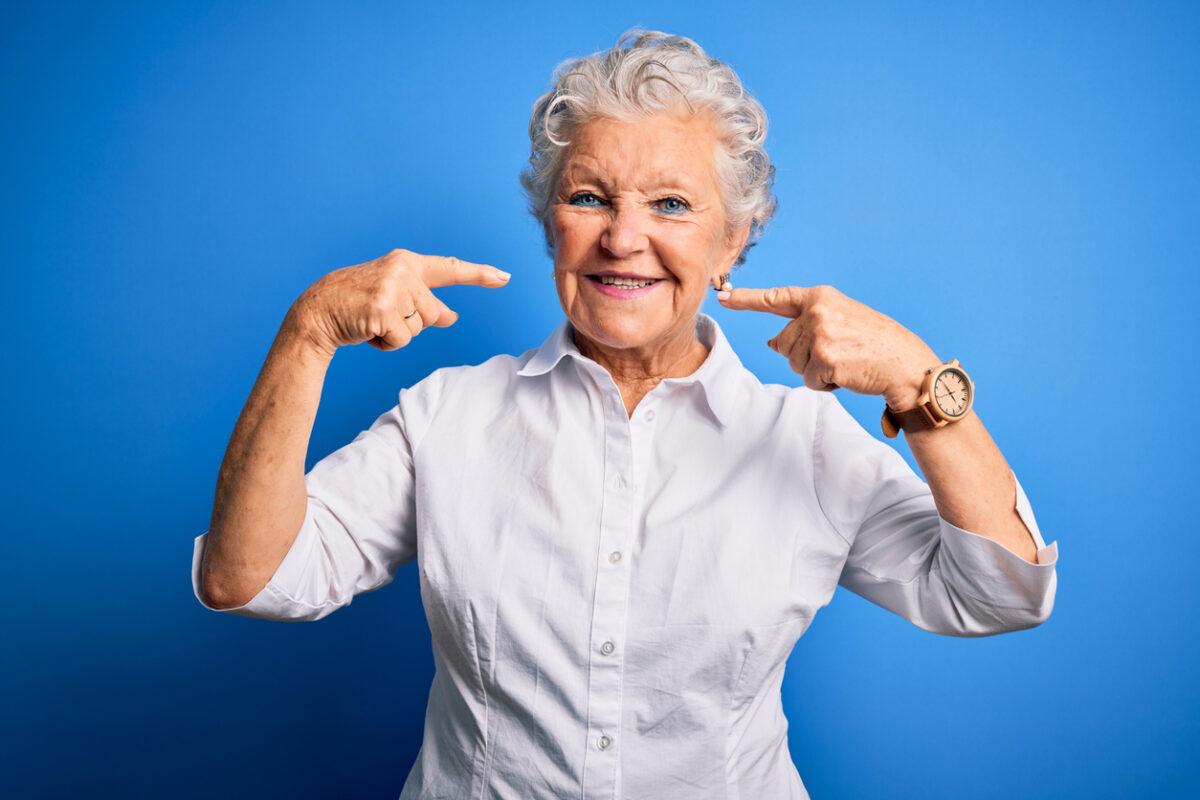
[
  {"x1": 570, "y1": 192, "x2": 603, "y2": 206},
  {"x1": 658, "y1": 197, "x2": 689, "y2": 214}
]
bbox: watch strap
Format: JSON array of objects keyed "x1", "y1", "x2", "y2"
[{"x1": 881, "y1": 403, "x2": 940, "y2": 438}]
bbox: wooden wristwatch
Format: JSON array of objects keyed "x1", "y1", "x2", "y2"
[{"x1": 881, "y1": 359, "x2": 974, "y2": 438}]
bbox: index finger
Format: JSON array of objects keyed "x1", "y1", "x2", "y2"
[
  {"x1": 717, "y1": 286, "x2": 810, "y2": 318},
  {"x1": 422, "y1": 254, "x2": 511, "y2": 289}
]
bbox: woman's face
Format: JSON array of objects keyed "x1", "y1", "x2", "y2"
[{"x1": 549, "y1": 113, "x2": 747, "y2": 361}]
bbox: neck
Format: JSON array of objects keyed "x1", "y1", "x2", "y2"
[{"x1": 573, "y1": 319, "x2": 710, "y2": 416}]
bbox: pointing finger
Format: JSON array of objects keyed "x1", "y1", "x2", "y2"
[
  {"x1": 422, "y1": 254, "x2": 511, "y2": 289},
  {"x1": 717, "y1": 286, "x2": 810, "y2": 318}
]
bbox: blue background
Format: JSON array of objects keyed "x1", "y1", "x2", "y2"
[{"x1": 3, "y1": 1, "x2": 1196, "y2": 797}]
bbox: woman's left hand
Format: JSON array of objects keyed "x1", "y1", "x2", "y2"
[{"x1": 718, "y1": 285, "x2": 940, "y2": 410}]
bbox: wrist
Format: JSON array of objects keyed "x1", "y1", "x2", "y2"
[
  {"x1": 883, "y1": 384, "x2": 923, "y2": 412},
  {"x1": 279, "y1": 302, "x2": 338, "y2": 366},
  {"x1": 881, "y1": 357, "x2": 974, "y2": 439},
  {"x1": 884, "y1": 350, "x2": 940, "y2": 410}
]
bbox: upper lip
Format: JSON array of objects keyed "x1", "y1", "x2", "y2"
[{"x1": 588, "y1": 271, "x2": 662, "y2": 280}]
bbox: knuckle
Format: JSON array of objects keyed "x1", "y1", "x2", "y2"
[
  {"x1": 370, "y1": 270, "x2": 393, "y2": 292},
  {"x1": 365, "y1": 314, "x2": 386, "y2": 338},
  {"x1": 807, "y1": 304, "x2": 830, "y2": 326},
  {"x1": 387, "y1": 260, "x2": 412, "y2": 280},
  {"x1": 366, "y1": 293, "x2": 391, "y2": 316},
  {"x1": 384, "y1": 249, "x2": 413, "y2": 272},
  {"x1": 818, "y1": 285, "x2": 845, "y2": 306}
]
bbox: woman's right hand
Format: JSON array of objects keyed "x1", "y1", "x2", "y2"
[{"x1": 287, "y1": 249, "x2": 511, "y2": 359}]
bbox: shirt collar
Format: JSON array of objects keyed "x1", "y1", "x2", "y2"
[{"x1": 517, "y1": 314, "x2": 749, "y2": 428}]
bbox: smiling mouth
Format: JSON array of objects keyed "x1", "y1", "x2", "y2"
[{"x1": 587, "y1": 275, "x2": 660, "y2": 288}]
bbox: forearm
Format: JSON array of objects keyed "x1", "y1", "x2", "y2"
[
  {"x1": 714, "y1": 285, "x2": 1042, "y2": 564},
  {"x1": 904, "y1": 411, "x2": 1039, "y2": 563},
  {"x1": 201, "y1": 308, "x2": 334, "y2": 608}
]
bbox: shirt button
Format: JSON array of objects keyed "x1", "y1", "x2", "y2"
[
  {"x1": 609, "y1": 551, "x2": 622, "y2": 563},
  {"x1": 644, "y1": 409, "x2": 656, "y2": 422},
  {"x1": 597, "y1": 735, "x2": 613, "y2": 751},
  {"x1": 600, "y1": 641, "x2": 615, "y2": 655}
]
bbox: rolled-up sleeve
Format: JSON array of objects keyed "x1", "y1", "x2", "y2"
[
  {"x1": 814, "y1": 395, "x2": 1058, "y2": 637},
  {"x1": 191, "y1": 403, "x2": 419, "y2": 621}
]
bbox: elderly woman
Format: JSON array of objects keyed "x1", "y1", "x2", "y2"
[{"x1": 194, "y1": 31, "x2": 1056, "y2": 799}]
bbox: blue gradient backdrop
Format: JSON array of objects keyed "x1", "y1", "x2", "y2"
[{"x1": 3, "y1": 2, "x2": 1197, "y2": 798}]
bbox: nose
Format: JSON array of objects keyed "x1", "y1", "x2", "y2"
[{"x1": 600, "y1": 204, "x2": 648, "y2": 258}]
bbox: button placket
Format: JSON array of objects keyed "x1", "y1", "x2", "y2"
[{"x1": 583, "y1": 387, "x2": 634, "y2": 798}]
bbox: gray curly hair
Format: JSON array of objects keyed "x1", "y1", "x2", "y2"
[{"x1": 520, "y1": 30, "x2": 777, "y2": 266}]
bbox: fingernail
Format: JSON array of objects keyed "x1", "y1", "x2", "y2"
[
  {"x1": 496, "y1": 270, "x2": 511, "y2": 280},
  {"x1": 717, "y1": 290, "x2": 731, "y2": 301}
]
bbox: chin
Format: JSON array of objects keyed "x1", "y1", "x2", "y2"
[
  {"x1": 574, "y1": 313, "x2": 655, "y2": 350},
  {"x1": 586, "y1": 310, "x2": 692, "y2": 354}
]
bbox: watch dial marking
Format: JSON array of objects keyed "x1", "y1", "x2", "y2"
[{"x1": 934, "y1": 370, "x2": 970, "y2": 416}]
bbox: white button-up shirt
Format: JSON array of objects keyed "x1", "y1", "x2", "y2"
[{"x1": 193, "y1": 315, "x2": 1057, "y2": 799}]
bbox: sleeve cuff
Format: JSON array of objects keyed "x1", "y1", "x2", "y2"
[
  {"x1": 190, "y1": 507, "x2": 323, "y2": 620},
  {"x1": 935, "y1": 473, "x2": 1057, "y2": 617}
]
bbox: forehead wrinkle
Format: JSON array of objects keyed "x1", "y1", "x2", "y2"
[
  {"x1": 557, "y1": 114, "x2": 726, "y2": 211},
  {"x1": 561, "y1": 146, "x2": 717, "y2": 202}
]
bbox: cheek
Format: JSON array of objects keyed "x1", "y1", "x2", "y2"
[
  {"x1": 549, "y1": 218, "x2": 566, "y2": 257},
  {"x1": 550, "y1": 213, "x2": 599, "y2": 267},
  {"x1": 670, "y1": 231, "x2": 724, "y2": 281}
]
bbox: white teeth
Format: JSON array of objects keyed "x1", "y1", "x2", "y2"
[{"x1": 597, "y1": 276, "x2": 655, "y2": 288}]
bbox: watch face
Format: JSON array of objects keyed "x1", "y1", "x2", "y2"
[{"x1": 932, "y1": 368, "x2": 971, "y2": 418}]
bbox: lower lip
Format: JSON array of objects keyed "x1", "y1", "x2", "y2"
[{"x1": 587, "y1": 276, "x2": 661, "y2": 299}]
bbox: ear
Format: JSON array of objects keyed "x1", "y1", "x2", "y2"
[
  {"x1": 712, "y1": 222, "x2": 752, "y2": 287},
  {"x1": 727, "y1": 221, "x2": 752, "y2": 263}
]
